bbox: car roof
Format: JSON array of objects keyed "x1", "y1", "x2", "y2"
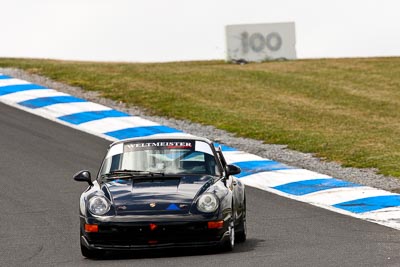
[{"x1": 109, "y1": 133, "x2": 213, "y2": 148}]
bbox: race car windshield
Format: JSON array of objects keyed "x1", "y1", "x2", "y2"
[{"x1": 100, "y1": 140, "x2": 221, "y2": 177}]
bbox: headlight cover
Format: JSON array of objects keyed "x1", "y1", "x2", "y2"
[
  {"x1": 197, "y1": 193, "x2": 219, "y2": 213},
  {"x1": 88, "y1": 196, "x2": 111, "y2": 216}
]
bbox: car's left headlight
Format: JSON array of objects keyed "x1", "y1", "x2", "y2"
[
  {"x1": 88, "y1": 196, "x2": 111, "y2": 216},
  {"x1": 197, "y1": 193, "x2": 219, "y2": 213}
]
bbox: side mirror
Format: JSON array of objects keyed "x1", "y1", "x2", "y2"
[
  {"x1": 226, "y1": 164, "x2": 241, "y2": 176},
  {"x1": 73, "y1": 170, "x2": 93, "y2": 186}
]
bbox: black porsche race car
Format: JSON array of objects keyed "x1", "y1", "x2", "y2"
[{"x1": 74, "y1": 135, "x2": 246, "y2": 258}]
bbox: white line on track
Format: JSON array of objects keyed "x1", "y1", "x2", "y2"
[
  {"x1": 78, "y1": 116, "x2": 160, "y2": 133},
  {"x1": 239, "y1": 169, "x2": 332, "y2": 188},
  {"x1": 0, "y1": 89, "x2": 68, "y2": 102}
]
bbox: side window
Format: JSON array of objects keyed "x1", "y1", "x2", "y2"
[
  {"x1": 216, "y1": 148, "x2": 227, "y2": 167},
  {"x1": 110, "y1": 154, "x2": 121, "y2": 171},
  {"x1": 204, "y1": 153, "x2": 216, "y2": 175},
  {"x1": 215, "y1": 147, "x2": 227, "y2": 176},
  {"x1": 100, "y1": 154, "x2": 122, "y2": 175},
  {"x1": 99, "y1": 157, "x2": 111, "y2": 175}
]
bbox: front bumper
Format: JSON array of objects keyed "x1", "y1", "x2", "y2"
[{"x1": 80, "y1": 215, "x2": 230, "y2": 251}]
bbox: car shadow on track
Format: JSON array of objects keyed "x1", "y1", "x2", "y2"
[{"x1": 87, "y1": 238, "x2": 265, "y2": 261}]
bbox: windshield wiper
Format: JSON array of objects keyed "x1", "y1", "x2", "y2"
[{"x1": 101, "y1": 169, "x2": 165, "y2": 180}]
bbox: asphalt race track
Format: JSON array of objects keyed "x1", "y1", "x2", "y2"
[{"x1": 1, "y1": 102, "x2": 400, "y2": 267}]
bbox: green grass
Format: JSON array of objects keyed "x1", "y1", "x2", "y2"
[{"x1": 1, "y1": 57, "x2": 400, "y2": 177}]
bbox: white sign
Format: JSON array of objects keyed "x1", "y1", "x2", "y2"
[{"x1": 226, "y1": 22, "x2": 296, "y2": 62}]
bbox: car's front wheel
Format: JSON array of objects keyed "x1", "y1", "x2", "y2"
[
  {"x1": 222, "y1": 218, "x2": 235, "y2": 252},
  {"x1": 80, "y1": 243, "x2": 105, "y2": 259},
  {"x1": 235, "y1": 197, "x2": 247, "y2": 243}
]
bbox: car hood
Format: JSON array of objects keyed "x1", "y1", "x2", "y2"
[{"x1": 102, "y1": 175, "x2": 214, "y2": 215}]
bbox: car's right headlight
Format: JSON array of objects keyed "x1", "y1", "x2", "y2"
[
  {"x1": 88, "y1": 196, "x2": 110, "y2": 216},
  {"x1": 197, "y1": 193, "x2": 219, "y2": 213}
]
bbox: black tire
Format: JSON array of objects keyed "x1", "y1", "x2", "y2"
[
  {"x1": 222, "y1": 218, "x2": 235, "y2": 252},
  {"x1": 235, "y1": 198, "x2": 247, "y2": 243},
  {"x1": 235, "y1": 217, "x2": 247, "y2": 243},
  {"x1": 80, "y1": 243, "x2": 105, "y2": 259}
]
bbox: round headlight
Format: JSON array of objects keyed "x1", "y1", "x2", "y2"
[
  {"x1": 197, "y1": 193, "x2": 219, "y2": 213},
  {"x1": 88, "y1": 196, "x2": 110, "y2": 216}
]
